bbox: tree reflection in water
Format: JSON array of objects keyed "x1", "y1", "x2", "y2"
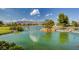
[
  {"x1": 43, "y1": 32, "x2": 52, "y2": 42},
  {"x1": 59, "y1": 32, "x2": 69, "y2": 44}
]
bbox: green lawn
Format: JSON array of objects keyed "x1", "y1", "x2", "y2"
[{"x1": 0, "y1": 27, "x2": 12, "y2": 35}]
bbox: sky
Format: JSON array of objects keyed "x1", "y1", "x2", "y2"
[{"x1": 0, "y1": 8, "x2": 79, "y2": 22}]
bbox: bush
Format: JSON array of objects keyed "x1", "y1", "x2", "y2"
[
  {"x1": 0, "y1": 41, "x2": 24, "y2": 50},
  {"x1": 9, "y1": 46, "x2": 24, "y2": 50},
  {"x1": 10, "y1": 42, "x2": 16, "y2": 47},
  {"x1": 43, "y1": 19, "x2": 54, "y2": 28},
  {"x1": 10, "y1": 26, "x2": 16, "y2": 30},
  {"x1": 10, "y1": 26, "x2": 24, "y2": 32},
  {"x1": 16, "y1": 26, "x2": 24, "y2": 31}
]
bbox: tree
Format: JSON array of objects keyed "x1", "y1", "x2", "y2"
[
  {"x1": 0, "y1": 21, "x2": 4, "y2": 26},
  {"x1": 71, "y1": 21, "x2": 78, "y2": 27},
  {"x1": 43, "y1": 19, "x2": 54, "y2": 28},
  {"x1": 16, "y1": 26, "x2": 24, "y2": 31},
  {"x1": 57, "y1": 13, "x2": 69, "y2": 27},
  {"x1": 0, "y1": 21, "x2": 3, "y2": 24}
]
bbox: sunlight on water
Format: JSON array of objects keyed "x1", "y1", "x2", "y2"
[
  {"x1": 29, "y1": 31, "x2": 38, "y2": 42},
  {"x1": 29, "y1": 34, "x2": 38, "y2": 42}
]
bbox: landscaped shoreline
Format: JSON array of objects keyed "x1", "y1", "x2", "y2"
[{"x1": 40, "y1": 27, "x2": 79, "y2": 33}]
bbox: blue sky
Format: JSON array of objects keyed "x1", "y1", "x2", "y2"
[{"x1": 0, "y1": 8, "x2": 79, "y2": 22}]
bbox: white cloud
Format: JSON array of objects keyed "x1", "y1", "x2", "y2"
[
  {"x1": 46, "y1": 13, "x2": 53, "y2": 17},
  {"x1": 17, "y1": 18, "x2": 35, "y2": 21},
  {"x1": 30, "y1": 9, "x2": 40, "y2": 16},
  {"x1": 1, "y1": 17, "x2": 39, "y2": 23}
]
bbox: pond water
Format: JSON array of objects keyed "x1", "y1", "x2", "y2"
[{"x1": 0, "y1": 26, "x2": 79, "y2": 50}]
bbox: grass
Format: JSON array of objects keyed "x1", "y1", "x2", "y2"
[
  {"x1": 0, "y1": 27, "x2": 12, "y2": 35},
  {"x1": 0, "y1": 27, "x2": 10, "y2": 30}
]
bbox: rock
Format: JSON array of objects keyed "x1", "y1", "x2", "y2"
[{"x1": 40, "y1": 28, "x2": 55, "y2": 32}]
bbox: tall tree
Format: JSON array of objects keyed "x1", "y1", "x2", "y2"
[
  {"x1": 43, "y1": 19, "x2": 54, "y2": 28},
  {"x1": 0, "y1": 21, "x2": 4, "y2": 26},
  {"x1": 57, "y1": 13, "x2": 69, "y2": 27},
  {"x1": 71, "y1": 21, "x2": 78, "y2": 27}
]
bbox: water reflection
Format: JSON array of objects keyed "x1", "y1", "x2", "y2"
[
  {"x1": 42, "y1": 32, "x2": 52, "y2": 41},
  {"x1": 28, "y1": 30, "x2": 39, "y2": 42},
  {"x1": 59, "y1": 32, "x2": 69, "y2": 44},
  {"x1": 0, "y1": 25, "x2": 79, "y2": 49}
]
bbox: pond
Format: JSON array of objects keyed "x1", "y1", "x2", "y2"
[{"x1": 0, "y1": 26, "x2": 79, "y2": 50}]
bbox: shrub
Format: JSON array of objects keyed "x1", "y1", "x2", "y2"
[
  {"x1": 16, "y1": 26, "x2": 24, "y2": 31},
  {"x1": 9, "y1": 46, "x2": 24, "y2": 50},
  {"x1": 0, "y1": 41, "x2": 24, "y2": 50},
  {"x1": 10, "y1": 26, "x2": 24, "y2": 32}
]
